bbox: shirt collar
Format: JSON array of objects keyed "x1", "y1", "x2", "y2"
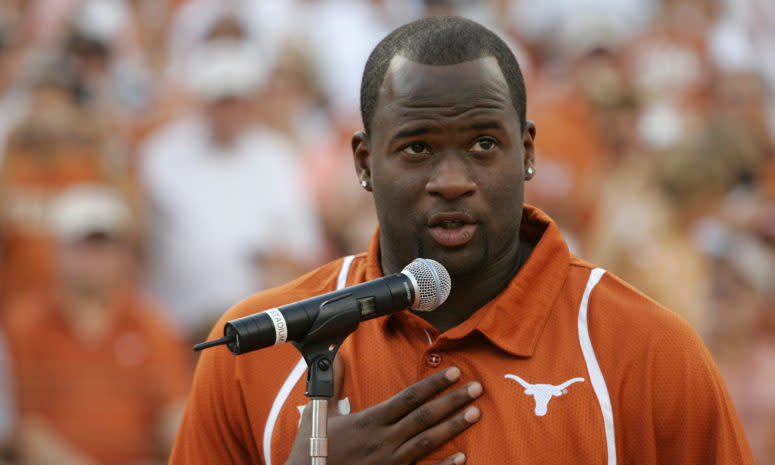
[{"x1": 362, "y1": 205, "x2": 570, "y2": 358}]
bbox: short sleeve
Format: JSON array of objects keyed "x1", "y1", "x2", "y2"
[
  {"x1": 169, "y1": 325, "x2": 259, "y2": 465},
  {"x1": 650, "y1": 325, "x2": 754, "y2": 464}
]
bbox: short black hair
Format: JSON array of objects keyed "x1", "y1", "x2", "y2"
[{"x1": 360, "y1": 16, "x2": 527, "y2": 135}]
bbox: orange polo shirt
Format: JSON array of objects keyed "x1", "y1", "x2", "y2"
[
  {"x1": 171, "y1": 206, "x2": 754, "y2": 464},
  {"x1": 5, "y1": 289, "x2": 192, "y2": 464}
]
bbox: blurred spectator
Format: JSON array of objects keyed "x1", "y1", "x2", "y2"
[
  {"x1": 255, "y1": 40, "x2": 331, "y2": 151},
  {"x1": 0, "y1": 2, "x2": 27, "y2": 156},
  {"x1": 139, "y1": 14, "x2": 323, "y2": 341},
  {"x1": 292, "y1": 0, "x2": 411, "y2": 122},
  {"x1": 0, "y1": 328, "x2": 12, "y2": 464},
  {"x1": 711, "y1": 69, "x2": 775, "y2": 160},
  {"x1": 524, "y1": 48, "x2": 616, "y2": 247},
  {"x1": 695, "y1": 213, "x2": 775, "y2": 461},
  {"x1": 3, "y1": 184, "x2": 191, "y2": 465},
  {"x1": 0, "y1": 101, "x2": 132, "y2": 311}
]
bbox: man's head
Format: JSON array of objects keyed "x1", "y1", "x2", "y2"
[
  {"x1": 360, "y1": 16, "x2": 527, "y2": 136},
  {"x1": 353, "y1": 17, "x2": 536, "y2": 279},
  {"x1": 49, "y1": 184, "x2": 134, "y2": 297}
]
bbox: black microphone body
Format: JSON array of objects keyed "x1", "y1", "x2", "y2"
[
  {"x1": 193, "y1": 258, "x2": 451, "y2": 356},
  {"x1": 223, "y1": 272, "x2": 416, "y2": 355}
]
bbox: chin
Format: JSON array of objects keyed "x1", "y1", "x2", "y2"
[{"x1": 422, "y1": 243, "x2": 488, "y2": 278}]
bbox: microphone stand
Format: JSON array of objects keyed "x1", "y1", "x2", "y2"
[{"x1": 292, "y1": 293, "x2": 361, "y2": 465}]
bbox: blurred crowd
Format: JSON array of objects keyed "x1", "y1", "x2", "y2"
[{"x1": 0, "y1": 0, "x2": 773, "y2": 463}]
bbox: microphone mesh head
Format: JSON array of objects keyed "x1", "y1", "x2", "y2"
[{"x1": 402, "y1": 258, "x2": 451, "y2": 311}]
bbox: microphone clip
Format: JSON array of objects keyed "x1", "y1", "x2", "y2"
[{"x1": 293, "y1": 292, "x2": 361, "y2": 398}]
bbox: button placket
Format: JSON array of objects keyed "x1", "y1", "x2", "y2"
[{"x1": 426, "y1": 352, "x2": 442, "y2": 367}]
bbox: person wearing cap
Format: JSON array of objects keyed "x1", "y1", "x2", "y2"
[
  {"x1": 3, "y1": 183, "x2": 192, "y2": 465},
  {"x1": 0, "y1": 104, "x2": 129, "y2": 312},
  {"x1": 139, "y1": 15, "x2": 323, "y2": 343}
]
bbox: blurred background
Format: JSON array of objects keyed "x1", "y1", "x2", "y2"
[{"x1": 0, "y1": 0, "x2": 772, "y2": 463}]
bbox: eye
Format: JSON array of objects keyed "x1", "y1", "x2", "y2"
[
  {"x1": 470, "y1": 137, "x2": 498, "y2": 152},
  {"x1": 401, "y1": 142, "x2": 431, "y2": 156}
]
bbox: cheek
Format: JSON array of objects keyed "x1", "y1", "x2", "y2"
[
  {"x1": 372, "y1": 164, "x2": 425, "y2": 212},
  {"x1": 483, "y1": 173, "x2": 524, "y2": 224},
  {"x1": 371, "y1": 171, "x2": 427, "y2": 250}
]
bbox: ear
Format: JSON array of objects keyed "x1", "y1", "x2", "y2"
[
  {"x1": 523, "y1": 121, "x2": 536, "y2": 180},
  {"x1": 352, "y1": 131, "x2": 372, "y2": 191}
]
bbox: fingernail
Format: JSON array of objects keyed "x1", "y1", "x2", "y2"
[
  {"x1": 445, "y1": 367, "x2": 461, "y2": 382},
  {"x1": 453, "y1": 452, "x2": 466, "y2": 464},
  {"x1": 467, "y1": 382, "x2": 482, "y2": 398},
  {"x1": 464, "y1": 406, "x2": 480, "y2": 423}
]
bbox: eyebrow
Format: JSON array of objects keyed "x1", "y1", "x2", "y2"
[
  {"x1": 393, "y1": 126, "x2": 440, "y2": 140},
  {"x1": 469, "y1": 121, "x2": 506, "y2": 131},
  {"x1": 393, "y1": 120, "x2": 507, "y2": 140}
]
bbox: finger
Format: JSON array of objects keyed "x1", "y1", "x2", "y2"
[
  {"x1": 334, "y1": 351, "x2": 345, "y2": 398},
  {"x1": 325, "y1": 351, "x2": 346, "y2": 416},
  {"x1": 434, "y1": 452, "x2": 467, "y2": 465},
  {"x1": 297, "y1": 401, "x2": 313, "y2": 435},
  {"x1": 370, "y1": 367, "x2": 462, "y2": 424},
  {"x1": 393, "y1": 381, "x2": 482, "y2": 438},
  {"x1": 393, "y1": 405, "x2": 480, "y2": 464}
]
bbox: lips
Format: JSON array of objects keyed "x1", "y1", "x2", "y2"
[{"x1": 427, "y1": 212, "x2": 477, "y2": 247}]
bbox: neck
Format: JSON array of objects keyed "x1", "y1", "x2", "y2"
[
  {"x1": 61, "y1": 287, "x2": 118, "y2": 345},
  {"x1": 415, "y1": 239, "x2": 533, "y2": 333}
]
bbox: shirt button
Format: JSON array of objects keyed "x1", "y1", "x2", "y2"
[{"x1": 426, "y1": 353, "x2": 442, "y2": 367}]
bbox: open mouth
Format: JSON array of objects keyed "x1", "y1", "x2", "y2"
[
  {"x1": 428, "y1": 212, "x2": 477, "y2": 247},
  {"x1": 436, "y1": 220, "x2": 468, "y2": 229}
]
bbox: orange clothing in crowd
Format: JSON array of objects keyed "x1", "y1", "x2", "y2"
[
  {"x1": 4, "y1": 289, "x2": 191, "y2": 465},
  {"x1": 0, "y1": 142, "x2": 124, "y2": 307},
  {"x1": 171, "y1": 206, "x2": 753, "y2": 464}
]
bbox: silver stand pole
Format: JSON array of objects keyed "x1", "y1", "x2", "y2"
[{"x1": 310, "y1": 398, "x2": 328, "y2": 465}]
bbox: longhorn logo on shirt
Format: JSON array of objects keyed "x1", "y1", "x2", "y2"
[{"x1": 504, "y1": 374, "x2": 585, "y2": 417}]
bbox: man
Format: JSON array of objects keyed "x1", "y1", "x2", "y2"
[
  {"x1": 4, "y1": 184, "x2": 191, "y2": 465},
  {"x1": 171, "y1": 17, "x2": 754, "y2": 464},
  {"x1": 0, "y1": 101, "x2": 126, "y2": 311}
]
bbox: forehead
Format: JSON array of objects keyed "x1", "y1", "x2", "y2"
[{"x1": 374, "y1": 55, "x2": 514, "y2": 126}]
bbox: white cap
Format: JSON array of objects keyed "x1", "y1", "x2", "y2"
[
  {"x1": 71, "y1": 0, "x2": 130, "y2": 44},
  {"x1": 49, "y1": 184, "x2": 131, "y2": 242},
  {"x1": 185, "y1": 38, "x2": 267, "y2": 101}
]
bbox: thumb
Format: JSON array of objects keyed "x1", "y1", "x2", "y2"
[
  {"x1": 333, "y1": 351, "x2": 346, "y2": 399},
  {"x1": 325, "y1": 352, "x2": 348, "y2": 416}
]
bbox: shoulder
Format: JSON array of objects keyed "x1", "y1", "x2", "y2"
[
  {"x1": 138, "y1": 115, "x2": 204, "y2": 166},
  {"x1": 568, "y1": 255, "x2": 721, "y2": 397},
  {"x1": 121, "y1": 291, "x2": 188, "y2": 345},
  {"x1": 2, "y1": 294, "x2": 52, "y2": 334},
  {"x1": 568, "y1": 255, "x2": 696, "y2": 341},
  {"x1": 177, "y1": 256, "x2": 361, "y2": 453},
  {"x1": 217, "y1": 256, "x2": 358, "y2": 327},
  {"x1": 566, "y1": 254, "x2": 716, "y2": 386}
]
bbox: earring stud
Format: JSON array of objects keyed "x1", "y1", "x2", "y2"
[
  {"x1": 360, "y1": 179, "x2": 369, "y2": 188},
  {"x1": 527, "y1": 167, "x2": 534, "y2": 176}
]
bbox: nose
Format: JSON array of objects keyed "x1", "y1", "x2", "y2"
[{"x1": 425, "y1": 154, "x2": 476, "y2": 199}]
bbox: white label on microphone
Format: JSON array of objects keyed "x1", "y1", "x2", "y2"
[{"x1": 265, "y1": 308, "x2": 288, "y2": 345}]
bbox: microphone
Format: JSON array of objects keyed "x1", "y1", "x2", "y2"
[{"x1": 194, "y1": 258, "x2": 451, "y2": 355}]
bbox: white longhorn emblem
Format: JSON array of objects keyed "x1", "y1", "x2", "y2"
[{"x1": 504, "y1": 374, "x2": 585, "y2": 417}]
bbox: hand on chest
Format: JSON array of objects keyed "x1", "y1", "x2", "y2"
[{"x1": 269, "y1": 340, "x2": 610, "y2": 464}]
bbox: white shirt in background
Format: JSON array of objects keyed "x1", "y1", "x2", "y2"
[{"x1": 139, "y1": 114, "x2": 323, "y2": 334}]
